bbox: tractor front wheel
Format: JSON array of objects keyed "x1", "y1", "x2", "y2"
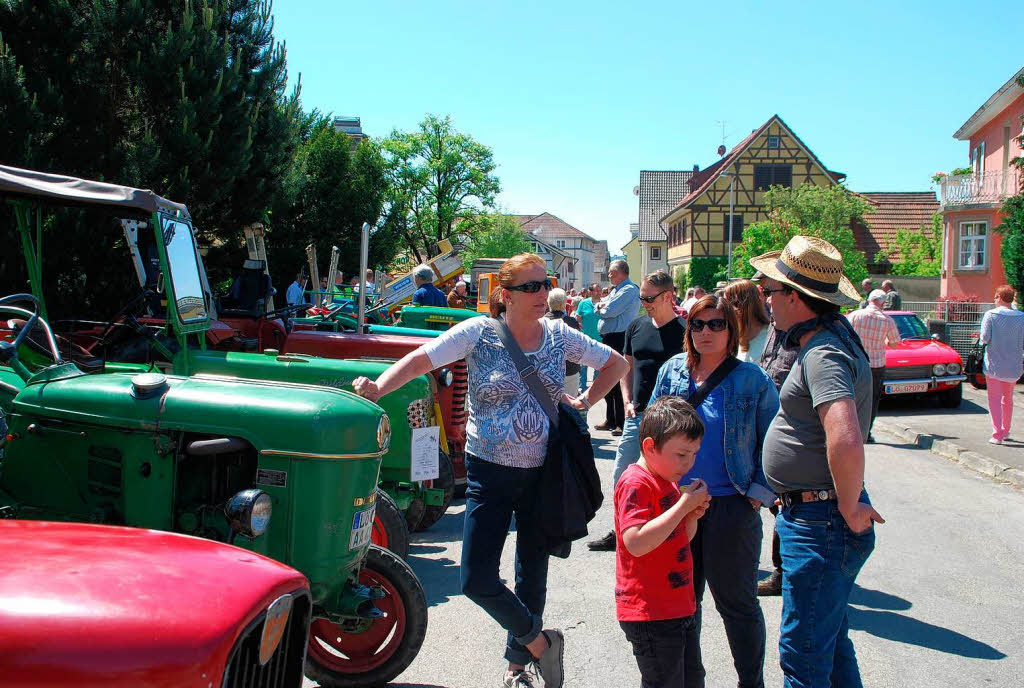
[
  {"x1": 371, "y1": 488, "x2": 409, "y2": 560},
  {"x1": 305, "y1": 546, "x2": 428, "y2": 687}
]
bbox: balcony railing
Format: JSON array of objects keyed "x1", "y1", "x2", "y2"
[{"x1": 939, "y1": 168, "x2": 1021, "y2": 208}]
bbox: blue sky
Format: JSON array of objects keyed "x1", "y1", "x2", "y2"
[{"x1": 273, "y1": 0, "x2": 1023, "y2": 253}]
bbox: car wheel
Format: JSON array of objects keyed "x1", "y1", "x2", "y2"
[
  {"x1": 305, "y1": 546, "x2": 428, "y2": 687},
  {"x1": 969, "y1": 371, "x2": 987, "y2": 390}
]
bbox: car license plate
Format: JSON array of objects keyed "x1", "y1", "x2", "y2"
[
  {"x1": 349, "y1": 505, "x2": 376, "y2": 550},
  {"x1": 885, "y1": 382, "x2": 929, "y2": 395}
]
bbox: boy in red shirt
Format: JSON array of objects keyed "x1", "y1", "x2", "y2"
[{"x1": 615, "y1": 395, "x2": 710, "y2": 687}]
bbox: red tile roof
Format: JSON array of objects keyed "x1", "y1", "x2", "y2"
[
  {"x1": 515, "y1": 212, "x2": 598, "y2": 242},
  {"x1": 853, "y1": 192, "x2": 939, "y2": 263}
]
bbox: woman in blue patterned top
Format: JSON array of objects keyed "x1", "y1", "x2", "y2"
[{"x1": 353, "y1": 253, "x2": 627, "y2": 688}]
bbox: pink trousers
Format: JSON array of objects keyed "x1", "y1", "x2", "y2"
[{"x1": 986, "y1": 378, "x2": 1016, "y2": 441}]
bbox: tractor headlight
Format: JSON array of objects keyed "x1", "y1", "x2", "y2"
[
  {"x1": 438, "y1": 368, "x2": 454, "y2": 387},
  {"x1": 377, "y1": 414, "x2": 391, "y2": 453},
  {"x1": 225, "y1": 489, "x2": 272, "y2": 539},
  {"x1": 932, "y1": 363, "x2": 947, "y2": 376},
  {"x1": 945, "y1": 362, "x2": 961, "y2": 375},
  {"x1": 407, "y1": 396, "x2": 435, "y2": 429}
]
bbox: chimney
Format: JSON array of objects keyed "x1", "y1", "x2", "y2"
[{"x1": 692, "y1": 164, "x2": 699, "y2": 173}]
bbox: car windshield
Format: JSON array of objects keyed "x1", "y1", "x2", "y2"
[{"x1": 891, "y1": 314, "x2": 929, "y2": 340}]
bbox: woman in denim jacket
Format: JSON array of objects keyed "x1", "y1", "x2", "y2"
[{"x1": 648, "y1": 294, "x2": 779, "y2": 688}]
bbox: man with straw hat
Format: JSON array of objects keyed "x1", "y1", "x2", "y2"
[{"x1": 750, "y1": 236, "x2": 885, "y2": 687}]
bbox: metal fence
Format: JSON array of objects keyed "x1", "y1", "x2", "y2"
[{"x1": 901, "y1": 301, "x2": 995, "y2": 361}]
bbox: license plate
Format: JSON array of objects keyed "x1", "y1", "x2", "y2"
[
  {"x1": 884, "y1": 382, "x2": 929, "y2": 394},
  {"x1": 349, "y1": 505, "x2": 376, "y2": 550}
]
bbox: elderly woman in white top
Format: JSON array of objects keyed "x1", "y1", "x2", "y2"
[
  {"x1": 354, "y1": 253, "x2": 627, "y2": 688},
  {"x1": 980, "y1": 284, "x2": 1024, "y2": 445}
]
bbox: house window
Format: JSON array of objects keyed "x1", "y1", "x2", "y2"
[
  {"x1": 681, "y1": 219, "x2": 688, "y2": 242},
  {"x1": 723, "y1": 215, "x2": 744, "y2": 243},
  {"x1": 567, "y1": 261, "x2": 574, "y2": 273},
  {"x1": 767, "y1": 135, "x2": 781, "y2": 149},
  {"x1": 651, "y1": 246, "x2": 661, "y2": 261},
  {"x1": 556, "y1": 239, "x2": 566, "y2": 248},
  {"x1": 972, "y1": 141, "x2": 986, "y2": 175},
  {"x1": 754, "y1": 164, "x2": 793, "y2": 190},
  {"x1": 957, "y1": 221, "x2": 987, "y2": 269}
]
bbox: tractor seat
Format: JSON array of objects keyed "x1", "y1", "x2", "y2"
[{"x1": 220, "y1": 262, "x2": 271, "y2": 316}]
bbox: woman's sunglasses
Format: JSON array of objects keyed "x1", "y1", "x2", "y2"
[
  {"x1": 638, "y1": 290, "x2": 671, "y2": 304},
  {"x1": 689, "y1": 317, "x2": 728, "y2": 332},
  {"x1": 506, "y1": 279, "x2": 553, "y2": 294}
]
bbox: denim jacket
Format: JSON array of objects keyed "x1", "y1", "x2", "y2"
[{"x1": 650, "y1": 354, "x2": 780, "y2": 505}]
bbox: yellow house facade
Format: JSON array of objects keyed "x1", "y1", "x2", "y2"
[
  {"x1": 621, "y1": 234, "x2": 642, "y2": 279},
  {"x1": 664, "y1": 115, "x2": 842, "y2": 273}
]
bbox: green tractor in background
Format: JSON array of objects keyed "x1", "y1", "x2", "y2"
[{"x1": 0, "y1": 165, "x2": 427, "y2": 687}]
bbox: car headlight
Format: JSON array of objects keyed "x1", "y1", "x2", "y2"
[
  {"x1": 932, "y1": 363, "x2": 947, "y2": 376},
  {"x1": 377, "y1": 414, "x2": 391, "y2": 452},
  {"x1": 945, "y1": 362, "x2": 961, "y2": 375},
  {"x1": 225, "y1": 489, "x2": 272, "y2": 539}
]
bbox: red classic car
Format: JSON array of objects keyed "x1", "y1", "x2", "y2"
[
  {"x1": 881, "y1": 312, "x2": 966, "y2": 408},
  {"x1": 0, "y1": 520, "x2": 311, "y2": 688}
]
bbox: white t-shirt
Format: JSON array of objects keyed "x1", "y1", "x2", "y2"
[{"x1": 422, "y1": 315, "x2": 613, "y2": 467}]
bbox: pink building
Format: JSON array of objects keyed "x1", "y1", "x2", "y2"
[{"x1": 939, "y1": 67, "x2": 1024, "y2": 300}]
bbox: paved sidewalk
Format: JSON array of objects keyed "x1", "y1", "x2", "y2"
[{"x1": 875, "y1": 383, "x2": 1024, "y2": 487}]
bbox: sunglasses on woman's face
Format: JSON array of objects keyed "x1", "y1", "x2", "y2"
[
  {"x1": 506, "y1": 279, "x2": 553, "y2": 294},
  {"x1": 689, "y1": 317, "x2": 728, "y2": 332},
  {"x1": 638, "y1": 290, "x2": 671, "y2": 304}
]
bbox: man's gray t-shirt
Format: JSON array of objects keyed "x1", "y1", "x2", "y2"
[{"x1": 763, "y1": 328, "x2": 872, "y2": 493}]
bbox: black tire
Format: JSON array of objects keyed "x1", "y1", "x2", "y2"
[
  {"x1": 305, "y1": 545, "x2": 428, "y2": 688},
  {"x1": 403, "y1": 495, "x2": 425, "y2": 533},
  {"x1": 372, "y1": 488, "x2": 410, "y2": 560},
  {"x1": 415, "y1": 451, "x2": 455, "y2": 532},
  {"x1": 969, "y1": 372, "x2": 987, "y2": 390},
  {"x1": 939, "y1": 384, "x2": 963, "y2": 409}
]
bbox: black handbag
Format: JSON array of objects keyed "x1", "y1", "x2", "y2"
[{"x1": 490, "y1": 318, "x2": 602, "y2": 558}]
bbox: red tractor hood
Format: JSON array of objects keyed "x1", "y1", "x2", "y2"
[
  {"x1": 283, "y1": 330, "x2": 428, "y2": 359},
  {"x1": 885, "y1": 339, "x2": 963, "y2": 367},
  {"x1": 0, "y1": 521, "x2": 308, "y2": 687}
]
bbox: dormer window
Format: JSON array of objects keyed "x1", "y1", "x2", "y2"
[{"x1": 767, "y1": 135, "x2": 781, "y2": 149}]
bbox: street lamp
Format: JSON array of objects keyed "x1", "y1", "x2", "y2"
[{"x1": 722, "y1": 169, "x2": 736, "y2": 279}]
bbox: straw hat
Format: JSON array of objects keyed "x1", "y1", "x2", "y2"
[{"x1": 748, "y1": 236, "x2": 860, "y2": 307}]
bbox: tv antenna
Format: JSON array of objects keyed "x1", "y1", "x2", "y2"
[{"x1": 715, "y1": 120, "x2": 729, "y2": 147}]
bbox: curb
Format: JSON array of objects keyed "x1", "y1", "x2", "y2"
[{"x1": 873, "y1": 419, "x2": 1024, "y2": 488}]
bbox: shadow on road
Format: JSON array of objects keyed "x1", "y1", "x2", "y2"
[
  {"x1": 408, "y1": 545, "x2": 460, "y2": 607},
  {"x1": 848, "y1": 585, "x2": 1005, "y2": 660}
]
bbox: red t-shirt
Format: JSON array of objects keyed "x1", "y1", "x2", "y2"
[{"x1": 614, "y1": 463, "x2": 696, "y2": 622}]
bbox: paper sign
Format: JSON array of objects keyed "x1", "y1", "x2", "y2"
[{"x1": 410, "y1": 426, "x2": 440, "y2": 482}]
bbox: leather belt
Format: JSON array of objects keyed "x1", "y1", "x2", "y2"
[{"x1": 779, "y1": 489, "x2": 837, "y2": 509}]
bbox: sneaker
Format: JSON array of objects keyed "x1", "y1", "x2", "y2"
[
  {"x1": 587, "y1": 530, "x2": 616, "y2": 551},
  {"x1": 757, "y1": 569, "x2": 782, "y2": 596},
  {"x1": 988, "y1": 437, "x2": 1004, "y2": 445},
  {"x1": 594, "y1": 422, "x2": 614, "y2": 431},
  {"x1": 502, "y1": 669, "x2": 536, "y2": 687},
  {"x1": 531, "y1": 629, "x2": 565, "y2": 688},
  {"x1": 611, "y1": 427, "x2": 623, "y2": 437},
  {"x1": 866, "y1": 434, "x2": 875, "y2": 444}
]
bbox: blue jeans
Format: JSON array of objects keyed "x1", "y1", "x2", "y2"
[
  {"x1": 580, "y1": 366, "x2": 590, "y2": 390},
  {"x1": 460, "y1": 455, "x2": 548, "y2": 665},
  {"x1": 777, "y1": 493, "x2": 875, "y2": 688},
  {"x1": 612, "y1": 412, "x2": 642, "y2": 485}
]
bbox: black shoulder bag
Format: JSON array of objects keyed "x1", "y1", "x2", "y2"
[
  {"x1": 687, "y1": 356, "x2": 742, "y2": 408},
  {"x1": 490, "y1": 318, "x2": 602, "y2": 558}
]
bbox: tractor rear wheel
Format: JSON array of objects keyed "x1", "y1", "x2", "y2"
[
  {"x1": 415, "y1": 451, "x2": 454, "y2": 532},
  {"x1": 304, "y1": 546, "x2": 427, "y2": 687},
  {"x1": 371, "y1": 488, "x2": 409, "y2": 560}
]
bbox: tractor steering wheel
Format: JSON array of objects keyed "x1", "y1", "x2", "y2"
[{"x1": 0, "y1": 294, "x2": 64, "y2": 376}]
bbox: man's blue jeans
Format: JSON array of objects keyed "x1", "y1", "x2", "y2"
[
  {"x1": 611, "y1": 412, "x2": 642, "y2": 485},
  {"x1": 579, "y1": 366, "x2": 590, "y2": 391},
  {"x1": 777, "y1": 492, "x2": 876, "y2": 688},
  {"x1": 460, "y1": 455, "x2": 548, "y2": 666}
]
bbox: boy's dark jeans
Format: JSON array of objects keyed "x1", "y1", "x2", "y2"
[
  {"x1": 460, "y1": 455, "x2": 548, "y2": 666},
  {"x1": 690, "y1": 494, "x2": 766, "y2": 688},
  {"x1": 620, "y1": 616, "x2": 702, "y2": 688}
]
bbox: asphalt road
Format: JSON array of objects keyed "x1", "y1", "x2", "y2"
[{"x1": 307, "y1": 405, "x2": 1024, "y2": 687}]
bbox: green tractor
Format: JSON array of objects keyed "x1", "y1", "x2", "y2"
[{"x1": 0, "y1": 165, "x2": 427, "y2": 686}]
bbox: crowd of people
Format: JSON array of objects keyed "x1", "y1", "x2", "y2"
[{"x1": 344, "y1": 236, "x2": 1020, "y2": 688}]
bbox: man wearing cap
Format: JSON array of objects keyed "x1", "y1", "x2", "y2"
[
  {"x1": 857, "y1": 278, "x2": 873, "y2": 309},
  {"x1": 847, "y1": 290, "x2": 901, "y2": 443},
  {"x1": 751, "y1": 236, "x2": 885, "y2": 688}
]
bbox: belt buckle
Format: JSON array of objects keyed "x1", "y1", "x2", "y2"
[{"x1": 816, "y1": 490, "x2": 830, "y2": 502}]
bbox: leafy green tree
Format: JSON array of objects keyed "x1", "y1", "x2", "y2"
[
  {"x1": 264, "y1": 117, "x2": 393, "y2": 291},
  {"x1": 0, "y1": 0, "x2": 302, "y2": 316},
  {"x1": 996, "y1": 194, "x2": 1024, "y2": 302},
  {"x1": 459, "y1": 214, "x2": 532, "y2": 272},
  {"x1": 730, "y1": 185, "x2": 871, "y2": 285},
  {"x1": 875, "y1": 214, "x2": 942, "y2": 277},
  {"x1": 688, "y1": 257, "x2": 728, "y2": 292},
  {"x1": 381, "y1": 115, "x2": 500, "y2": 262}
]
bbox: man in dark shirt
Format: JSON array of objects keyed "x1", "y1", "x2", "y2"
[
  {"x1": 410, "y1": 264, "x2": 447, "y2": 307},
  {"x1": 588, "y1": 270, "x2": 685, "y2": 551}
]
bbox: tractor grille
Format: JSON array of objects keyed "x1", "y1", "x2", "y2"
[
  {"x1": 451, "y1": 360, "x2": 469, "y2": 427},
  {"x1": 221, "y1": 589, "x2": 310, "y2": 688},
  {"x1": 885, "y1": 365, "x2": 932, "y2": 381}
]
